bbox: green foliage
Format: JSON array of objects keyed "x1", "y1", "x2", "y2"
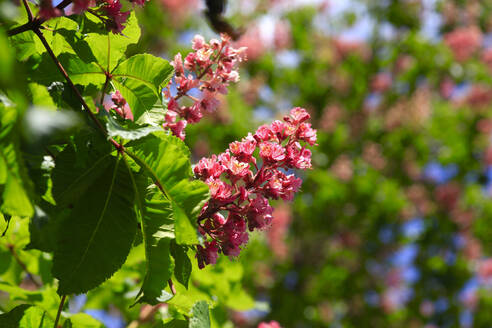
[
  {"x1": 128, "y1": 133, "x2": 210, "y2": 245},
  {"x1": 62, "y1": 313, "x2": 104, "y2": 328},
  {"x1": 112, "y1": 54, "x2": 174, "y2": 120},
  {"x1": 135, "y1": 189, "x2": 174, "y2": 304},
  {"x1": 0, "y1": 3, "x2": 252, "y2": 326},
  {"x1": 0, "y1": 304, "x2": 54, "y2": 328},
  {"x1": 170, "y1": 241, "x2": 192, "y2": 289},
  {"x1": 52, "y1": 157, "x2": 138, "y2": 295},
  {"x1": 0, "y1": 105, "x2": 34, "y2": 218},
  {"x1": 189, "y1": 301, "x2": 210, "y2": 328}
]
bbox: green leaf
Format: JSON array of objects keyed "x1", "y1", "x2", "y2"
[
  {"x1": 84, "y1": 12, "x2": 141, "y2": 71},
  {"x1": 62, "y1": 313, "x2": 105, "y2": 328},
  {"x1": 171, "y1": 241, "x2": 192, "y2": 289},
  {"x1": 0, "y1": 304, "x2": 31, "y2": 328},
  {"x1": 128, "y1": 133, "x2": 209, "y2": 245},
  {"x1": 135, "y1": 99, "x2": 167, "y2": 127},
  {"x1": 28, "y1": 83, "x2": 56, "y2": 108},
  {"x1": 126, "y1": 164, "x2": 174, "y2": 305},
  {"x1": 26, "y1": 205, "x2": 58, "y2": 252},
  {"x1": 105, "y1": 111, "x2": 164, "y2": 141},
  {"x1": 51, "y1": 140, "x2": 112, "y2": 207},
  {"x1": 31, "y1": 53, "x2": 105, "y2": 88},
  {"x1": 41, "y1": 17, "x2": 78, "y2": 56},
  {"x1": 112, "y1": 54, "x2": 173, "y2": 94},
  {"x1": 112, "y1": 54, "x2": 174, "y2": 120},
  {"x1": 189, "y1": 301, "x2": 210, "y2": 328},
  {"x1": 136, "y1": 196, "x2": 175, "y2": 303},
  {"x1": 9, "y1": 31, "x2": 37, "y2": 61},
  {"x1": 59, "y1": 54, "x2": 105, "y2": 87},
  {"x1": 162, "y1": 320, "x2": 188, "y2": 328},
  {"x1": 0, "y1": 305, "x2": 54, "y2": 328},
  {"x1": 0, "y1": 106, "x2": 34, "y2": 217},
  {"x1": 52, "y1": 157, "x2": 138, "y2": 294},
  {"x1": 19, "y1": 306, "x2": 54, "y2": 328},
  {"x1": 0, "y1": 143, "x2": 34, "y2": 217}
]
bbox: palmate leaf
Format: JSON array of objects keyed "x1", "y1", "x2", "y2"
[
  {"x1": 128, "y1": 132, "x2": 210, "y2": 245},
  {"x1": 52, "y1": 156, "x2": 138, "y2": 295}
]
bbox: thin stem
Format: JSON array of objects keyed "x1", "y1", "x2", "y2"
[
  {"x1": 168, "y1": 279, "x2": 176, "y2": 295},
  {"x1": 53, "y1": 295, "x2": 67, "y2": 328}
]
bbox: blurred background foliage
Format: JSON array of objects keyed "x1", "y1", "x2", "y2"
[{"x1": 3, "y1": 0, "x2": 492, "y2": 327}]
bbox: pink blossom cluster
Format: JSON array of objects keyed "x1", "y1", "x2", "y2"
[
  {"x1": 258, "y1": 321, "x2": 282, "y2": 328},
  {"x1": 443, "y1": 26, "x2": 483, "y2": 62},
  {"x1": 193, "y1": 107, "x2": 317, "y2": 268},
  {"x1": 105, "y1": 90, "x2": 134, "y2": 120},
  {"x1": 163, "y1": 34, "x2": 247, "y2": 140},
  {"x1": 39, "y1": 0, "x2": 148, "y2": 34}
]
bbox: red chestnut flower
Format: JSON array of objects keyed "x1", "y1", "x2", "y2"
[
  {"x1": 109, "y1": 90, "x2": 133, "y2": 120},
  {"x1": 194, "y1": 107, "x2": 317, "y2": 268},
  {"x1": 163, "y1": 34, "x2": 247, "y2": 140}
]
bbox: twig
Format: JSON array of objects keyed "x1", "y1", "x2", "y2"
[{"x1": 53, "y1": 295, "x2": 67, "y2": 328}]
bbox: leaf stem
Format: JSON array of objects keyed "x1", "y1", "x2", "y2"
[
  {"x1": 54, "y1": 295, "x2": 67, "y2": 328},
  {"x1": 100, "y1": 73, "x2": 112, "y2": 105},
  {"x1": 168, "y1": 279, "x2": 176, "y2": 295}
]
